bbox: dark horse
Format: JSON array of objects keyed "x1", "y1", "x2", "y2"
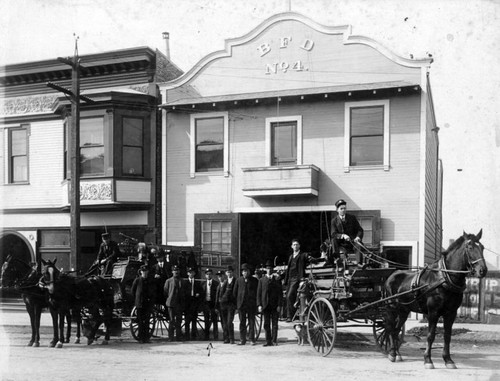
[
  {"x1": 384, "y1": 230, "x2": 487, "y2": 369},
  {"x1": 41, "y1": 259, "x2": 114, "y2": 345},
  {"x1": 0, "y1": 256, "x2": 80, "y2": 347}
]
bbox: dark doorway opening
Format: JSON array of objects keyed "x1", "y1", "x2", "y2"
[
  {"x1": 383, "y1": 246, "x2": 411, "y2": 269},
  {"x1": 0, "y1": 233, "x2": 33, "y2": 299},
  {"x1": 240, "y1": 212, "x2": 333, "y2": 269}
]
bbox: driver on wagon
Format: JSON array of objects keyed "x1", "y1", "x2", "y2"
[{"x1": 331, "y1": 199, "x2": 364, "y2": 263}]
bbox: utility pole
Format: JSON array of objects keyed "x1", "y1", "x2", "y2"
[{"x1": 47, "y1": 36, "x2": 93, "y2": 272}]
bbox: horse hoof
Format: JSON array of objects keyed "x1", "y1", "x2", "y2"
[
  {"x1": 33, "y1": 342, "x2": 40, "y2": 348},
  {"x1": 101, "y1": 340, "x2": 109, "y2": 345},
  {"x1": 64, "y1": 339, "x2": 70, "y2": 344},
  {"x1": 446, "y1": 363, "x2": 457, "y2": 369},
  {"x1": 74, "y1": 338, "x2": 80, "y2": 344},
  {"x1": 388, "y1": 354, "x2": 396, "y2": 362},
  {"x1": 48, "y1": 341, "x2": 56, "y2": 348},
  {"x1": 27, "y1": 341, "x2": 34, "y2": 347},
  {"x1": 56, "y1": 342, "x2": 63, "y2": 348},
  {"x1": 396, "y1": 355, "x2": 403, "y2": 362},
  {"x1": 424, "y1": 363, "x2": 435, "y2": 369},
  {"x1": 87, "y1": 338, "x2": 94, "y2": 345}
]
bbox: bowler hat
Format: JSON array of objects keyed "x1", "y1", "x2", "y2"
[
  {"x1": 226, "y1": 265, "x2": 234, "y2": 272},
  {"x1": 335, "y1": 199, "x2": 347, "y2": 208},
  {"x1": 241, "y1": 263, "x2": 250, "y2": 271},
  {"x1": 265, "y1": 260, "x2": 274, "y2": 268}
]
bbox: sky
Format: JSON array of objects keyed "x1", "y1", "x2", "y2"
[{"x1": 1, "y1": 0, "x2": 499, "y2": 268}]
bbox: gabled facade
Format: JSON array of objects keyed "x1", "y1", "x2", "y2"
[
  {"x1": 0, "y1": 47, "x2": 182, "y2": 272},
  {"x1": 159, "y1": 12, "x2": 442, "y2": 272}
]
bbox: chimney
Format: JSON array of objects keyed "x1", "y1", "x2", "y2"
[{"x1": 162, "y1": 32, "x2": 170, "y2": 59}]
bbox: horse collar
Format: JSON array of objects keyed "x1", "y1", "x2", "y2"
[{"x1": 439, "y1": 257, "x2": 466, "y2": 293}]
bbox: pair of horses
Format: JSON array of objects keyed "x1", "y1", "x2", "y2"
[
  {"x1": 0, "y1": 257, "x2": 79, "y2": 347},
  {"x1": 0, "y1": 256, "x2": 114, "y2": 347}
]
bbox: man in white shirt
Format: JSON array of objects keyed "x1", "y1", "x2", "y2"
[{"x1": 202, "y1": 268, "x2": 219, "y2": 341}]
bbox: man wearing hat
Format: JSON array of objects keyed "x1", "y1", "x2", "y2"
[
  {"x1": 283, "y1": 239, "x2": 310, "y2": 323},
  {"x1": 163, "y1": 265, "x2": 187, "y2": 341},
  {"x1": 95, "y1": 232, "x2": 121, "y2": 275},
  {"x1": 331, "y1": 199, "x2": 364, "y2": 262},
  {"x1": 233, "y1": 263, "x2": 259, "y2": 345},
  {"x1": 131, "y1": 265, "x2": 154, "y2": 343},
  {"x1": 219, "y1": 265, "x2": 236, "y2": 344},
  {"x1": 201, "y1": 268, "x2": 219, "y2": 341},
  {"x1": 185, "y1": 267, "x2": 202, "y2": 340},
  {"x1": 152, "y1": 249, "x2": 169, "y2": 304},
  {"x1": 257, "y1": 260, "x2": 282, "y2": 346}
]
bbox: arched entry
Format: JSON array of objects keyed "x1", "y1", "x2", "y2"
[{"x1": 0, "y1": 232, "x2": 34, "y2": 266}]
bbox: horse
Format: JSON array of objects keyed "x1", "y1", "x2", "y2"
[
  {"x1": 41, "y1": 259, "x2": 114, "y2": 346},
  {"x1": 383, "y1": 230, "x2": 488, "y2": 369},
  {"x1": 0, "y1": 256, "x2": 80, "y2": 347}
]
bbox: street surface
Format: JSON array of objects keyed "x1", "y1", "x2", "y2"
[{"x1": 1, "y1": 307, "x2": 499, "y2": 381}]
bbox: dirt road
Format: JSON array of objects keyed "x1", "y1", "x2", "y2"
[{"x1": 1, "y1": 318, "x2": 498, "y2": 381}]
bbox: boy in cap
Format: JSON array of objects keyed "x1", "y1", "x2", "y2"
[
  {"x1": 219, "y1": 265, "x2": 236, "y2": 344},
  {"x1": 201, "y1": 268, "x2": 219, "y2": 340},
  {"x1": 257, "y1": 260, "x2": 282, "y2": 346},
  {"x1": 185, "y1": 267, "x2": 202, "y2": 340},
  {"x1": 95, "y1": 232, "x2": 121, "y2": 275},
  {"x1": 331, "y1": 199, "x2": 364, "y2": 262},
  {"x1": 163, "y1": 265, "x2": 186, "y2": 341},
  {"x1": 233, "y1": 263, "x2": 258, "y2": 345},
  {"x1": 131, "y1": 265, "x2": 154, "y2": 343}
]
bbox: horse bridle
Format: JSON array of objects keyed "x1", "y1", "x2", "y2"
[{"x1": 463, "y1": 239, "x2": 485, "y2": 274}]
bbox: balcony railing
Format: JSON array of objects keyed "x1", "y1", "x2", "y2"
[{"x1": 242, "y1": 164, "x2": 320, "y2": 197}]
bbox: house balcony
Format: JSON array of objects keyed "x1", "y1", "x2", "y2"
[
  {"x1": 62, "y1": 178, "x2": 152, "y2": 209},
  {"x1": 242, "y1": 164, "x2": 320, "y2": 197}
]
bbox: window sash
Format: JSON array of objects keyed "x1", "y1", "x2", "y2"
[
  {"x1": 122, "y1": 117, "x2": 144, "y2": 176},
  {"x1": 201, "y1": 220, "x2": 232, "y2": 254},
  {"x1": 9, "y1": 127, "x2": 28, "y2": 183},
  {"x1": 80, "y1": 117, "x2": 104, "y2": 176},
  {"x1": 344, "y1": 100, "x2": 389, "y2": 171},
  {"x1": 271, "y1": 122, "x2": 297, "y2": 165},
  {"x1": 191, "y1": 114, "x2": 228, "y2": 175}
]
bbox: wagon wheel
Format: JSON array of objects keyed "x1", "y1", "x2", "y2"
[
  {"x1": 246, "y1": 312, "x2": 263, "y2": 341},
  {"x1": 130, "y1": 306, "x2": 155, "y2": 341},
  {"x1": 151, "y1": 304, "x2": 170, "y2": 338},
  {"x1": 306, "y1": 297, "x2": 337, "y2": 357},
  {"x1": 372, "y1": 318, "x2": 405, "y2": 353}
]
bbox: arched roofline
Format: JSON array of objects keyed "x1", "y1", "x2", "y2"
[{"x1": 160, "y1": 11, "x2": 433, "y2": 90}]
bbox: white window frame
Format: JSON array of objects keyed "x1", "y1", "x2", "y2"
[
  {"x1": 190, "y1": 112, "x2": 229, "y2": 178},
  {"x1": 4, "y1": 124, "x2": 30, "y2": 184},
  {"x1": 344, "y1": 99, "x2": 390, "y2": 172},
  {"x1": 265, "y1": 115, "x2": 302, "y2": 166}
]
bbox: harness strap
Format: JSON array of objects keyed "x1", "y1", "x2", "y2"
[{"x1": 439, "y1": 257, "x2": 466, "y2": 293}]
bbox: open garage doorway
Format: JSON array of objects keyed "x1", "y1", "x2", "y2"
[
  {"x1": 0, "y1": 232, "x2": 34, "y2": 298},
  {"x1": 240, "y1": 212, "x2": 332, "y2": 269}
]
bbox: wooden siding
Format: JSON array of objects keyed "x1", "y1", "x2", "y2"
[
  {"x1": 1, "y1": 119, "x2": 64, "y2": 208},
  {"x1": 165, "y1": 94, "x2": 422, "y2": 244},
  {"x1": 115, "y1": 180, "x2": 151, "y2": 203}
]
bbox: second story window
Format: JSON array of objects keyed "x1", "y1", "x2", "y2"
[
  {"x1": 122, "y1": 117, "x2": 144, "y2": 176},
  {"x1": 190, "y1": 112, "x2": 229, "y2": 177},
  {"x1": 8, "y1": 126, "x2": 29, "y2": 183},
  {"x1": 80, "y1": 117, "x2": 104, "y2": 176},
  {"x1": 345, "y1": 100, "x2": 390, "y2": 171},
  {"x1": 265, "y1": 115, "x2": 302, "y2": 166}
]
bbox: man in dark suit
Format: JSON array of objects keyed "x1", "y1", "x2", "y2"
[
  {"x1": 331, "y1": 199, "x2": 364, "y2": 262},
  {"x1": 131, "y1": 265, "x2": 154, "y2": 343},
  {"x1": 95, "y1": 233, "x2": 121, "y2": 275},
  {"x1": 152, "y1": 251, "x2": 169, "y2": 304},
  {"x1": 163, "y1": 265, "x2": 186, "y2": 341},
  {"x1": 257, "y1": 260, "x2": 282, "y2": 346},
  {"x1": 185, "y1": 267, "x2": 202, "y2": 340},
  {"x1": 283, "y1": 239, "x2": 310, "y2": 323},
  {"x1": 233, "y1": 263, "x2": 258, "y2": 345},
  {"x1": 219, "y1": 266, "x2": 236, "y2": 344},
  {"x1": 201, "y1": 268, "x2": 219, "y2": 341}
]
